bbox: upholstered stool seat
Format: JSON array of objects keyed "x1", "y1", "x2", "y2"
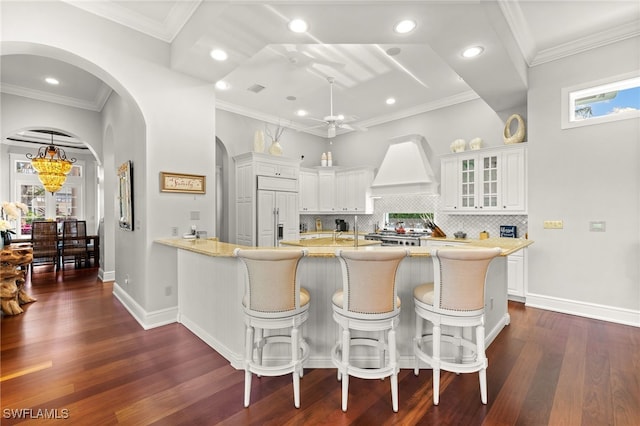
[
  {"x1": 331, "y1": 249, "x2": 409, "y2": 412},
  {"x1": 234, "y1": 248, "x2": 310, "y2": 408},
  {"x1": 414, "y1": 247, "x2": 501, "y2": 406}
]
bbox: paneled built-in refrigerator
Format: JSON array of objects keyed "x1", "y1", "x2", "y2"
[{"x1": 257, "y1": 176, "x2": 299, "y2": 247}]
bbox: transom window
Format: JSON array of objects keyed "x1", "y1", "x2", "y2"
[{"x1": 562, "y1": 72, "x2": 640, "y2": 129}]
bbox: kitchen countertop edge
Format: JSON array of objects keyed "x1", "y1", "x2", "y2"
[{"x1": 155, "y1": 237, "x2": 533, "y2": 258}]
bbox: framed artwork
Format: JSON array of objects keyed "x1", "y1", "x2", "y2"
[
  {"x1": 160, "y1": 172, "x2": 206, "y2": 194},
  {"x1": 118, "y1": 161, "x2": 134, "y2": 231}
]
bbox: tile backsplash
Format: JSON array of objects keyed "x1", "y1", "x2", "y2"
[{"x1": 301, "y1": 193, "x2": 528, "y2": 238}]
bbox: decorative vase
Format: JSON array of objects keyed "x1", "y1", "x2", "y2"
[
  {"x1": 470, "y1": 137, "x2": 483, "y2": 150},
  {"x1": 253, "y1": 130, "x2": 265, "y2": 153},
  {"x1": 503, "y1": 114, "x2": 526, "y2": 144},
  {"x1": 268, "y1": 140, "x2": 283, "y2": 156}
]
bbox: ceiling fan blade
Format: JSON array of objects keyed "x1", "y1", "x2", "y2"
[
  {"x1": 298, "y1": 124, "x2": 327, "y2": 131},
  {"x1": 300, "y1": 116, "x2": 329, "y2": 123}
]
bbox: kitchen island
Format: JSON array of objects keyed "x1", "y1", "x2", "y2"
[{"x1": 155, "y1": 237, "x2": 532, "y2": 369}]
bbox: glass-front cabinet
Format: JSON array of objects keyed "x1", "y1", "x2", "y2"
[{"x1": 441, "y1": 144, "x2": 526, "y2": 214}]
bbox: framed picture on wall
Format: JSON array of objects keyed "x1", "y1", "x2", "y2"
[
  {"x1": 160, "y1": 172, "x2": 206, "y2": 194},
  {"x1": 118, "y1": 161, "x2": 134, "y2": 231}
]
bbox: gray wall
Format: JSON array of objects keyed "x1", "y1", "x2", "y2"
[{"x1": 527, "y1": 36, "x2": 640, "y2": 315}]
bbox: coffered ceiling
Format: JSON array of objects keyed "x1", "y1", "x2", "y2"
[{"x1": 1, "y1": 0, "x2": 638, "y2": 141}]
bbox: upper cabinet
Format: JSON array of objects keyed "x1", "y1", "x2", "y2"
[
  {"x1": 300, "y1": 166, "x2": 375, "y2": 214},
  {"x1": 441, "y1": 144, "x2": 527, "y2": 214}
]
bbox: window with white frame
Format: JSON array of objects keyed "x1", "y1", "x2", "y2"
[
  {"x1": 562, "y1": 72, "x2": 640, "y2": 129},
  {"x1": 11, "y1": 154, "x2": 85, "y2": 236}
]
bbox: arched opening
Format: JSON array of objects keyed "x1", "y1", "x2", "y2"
[{"x1": 215, "y1": 137, "x2": 230, "y2": 242}]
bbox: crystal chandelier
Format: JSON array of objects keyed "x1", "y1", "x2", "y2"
[{"x1": 26, "y1": 132, "x2": 76, "y2": 194}]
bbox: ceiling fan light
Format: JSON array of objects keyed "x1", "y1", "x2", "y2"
[
  {"x1": 288, "y1": 18, "x2": 308, "y2": 33},
  {"x1": 328, "y1": 125, "x2": 336, "y2": 138},
  {"x1": 394, "y1": 19, "x2": 416, "y2": 34}
]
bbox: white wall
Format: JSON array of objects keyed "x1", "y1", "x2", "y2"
[
  {"x1": 329, "y1": 98, "x2": 508, "y2": 171},
  {"x1": 527, "y1": 36, "x2": 640, "y2": 323},
  {"x1": 2, "y1": 1, "x2": 217, "y2": 322}
]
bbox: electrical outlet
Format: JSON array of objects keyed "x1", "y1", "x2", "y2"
[
  {"x1": 171, "y1": 226, "x2": 178, "y2": 236},
  {"x1": 543, "y1": 220, "x2": 563, "y2": 229}
]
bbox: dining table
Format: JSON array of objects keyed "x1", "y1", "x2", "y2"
[{"x1": 10, "y1": 234, "x2": 100, "y2": 268}]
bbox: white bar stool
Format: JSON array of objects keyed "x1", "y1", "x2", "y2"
[
  {"x1": 332, "y1": 249, "x2": 409, "y2": 412},
  {"x1": 234, "y1": 248, "x2": 310, "y2": 408},
  {"x1": 413, "y1": 247, "x2": 501, "y2": 405}
]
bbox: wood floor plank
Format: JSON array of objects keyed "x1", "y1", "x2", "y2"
[{"x1": 2, "y1": 267, "x2": 639, "y2": 425}]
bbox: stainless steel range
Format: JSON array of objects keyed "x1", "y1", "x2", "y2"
[{"x1": 364, "y1": 230, "x2": 430, "y2": 246}]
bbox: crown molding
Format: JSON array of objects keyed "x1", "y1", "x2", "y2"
[
  {"x1": 62, "y1": 0, "x2": 201, "y2": 42},
  {"x1": 498, "y1": 0, "x2": 536, "y2": 66},
  {"x1": 216, "y1": 90, "x2": 480, "y2": 139},
  {"x1": 531, "y1": 21, "x2": 640, "y2": 66},
  {"x1": 357, "y1": 91, "x2": 480, "y2": 130},
  {"x1": 0, "y1": 83, "x2": 109, "y2": 112}
]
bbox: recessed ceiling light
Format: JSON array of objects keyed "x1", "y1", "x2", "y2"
[
  {"x1": 386, "y1": 98, "x2": 396, "y2": 105},
  {"x1": 215, "y1": 80, "x2": 230, "y2": 90},
  {"x1": 296, "y1": 110, "x2": 308, "y2": 117},
  {"x1": 288, "y1": 18, "x2": 308, "y2": 33},
  {"x1": 210, "y1": 49, "x2": 228, "y2": 61},
  {"x1": 394, "y1": 19, "x2": 416, "y2": 34},
  {"x1": 462, "y1": 46, "x2": 484, "y2": 58},
  {"x1": 45, "y1": 77, "x2": 59, "y2": 85}
]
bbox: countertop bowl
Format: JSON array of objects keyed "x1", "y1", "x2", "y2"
[{"x1": 454, "y1": 231, "x2": 467, "y2": 239}]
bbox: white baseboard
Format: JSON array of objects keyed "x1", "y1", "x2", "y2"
[
  {"x1": 526, "y1": 293, "x2": 640, "y2": 327},
  {"x1": 179, "y1": 314, "x2": 243, "y2": 369},
  {"x1": 99, "y1": 269, "x2": 115, "y2": 282},
  {"x1": 112, "y1": 282, "x2": 178, "y2": 330}
]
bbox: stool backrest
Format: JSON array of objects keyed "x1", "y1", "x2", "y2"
[
  {"x1": 431, "y1": 247, "x2": 501, "y2": 315},
  {"x1": 234, "y1": 248, "x2": 307, "y2": 315},
  {"x1": 336, "y1": 249, "x2": 408, "y2": 316}
]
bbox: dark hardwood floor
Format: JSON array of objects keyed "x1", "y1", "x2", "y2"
[{"x1": 2, "y1": 266, "x2": 639, "y2": 425}]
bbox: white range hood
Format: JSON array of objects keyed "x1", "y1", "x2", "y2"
[{"x1": 370, "y1": 134, "x2": 439, "y2": 196}]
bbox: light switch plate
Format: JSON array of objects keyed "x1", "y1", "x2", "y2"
[
  {"x1": 543, "y1": 220, "x2": 563, "y2": 229},
  {"x1": 589, "y1": 221, "x2": 606, "y2": 232}
]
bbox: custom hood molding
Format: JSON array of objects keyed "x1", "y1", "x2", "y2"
[{"x1": 370, "y1": 134, "x2": 439, "y2": 196}]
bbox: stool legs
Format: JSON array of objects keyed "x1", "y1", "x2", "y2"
[
  {"x1": 476, "y1": 324, "x2": 488, "y2": 404},
  {"x1": 292, "y1": 326, "x2": 301, "y2": 408},
  {"x1": 341, "y1": 327, "x2": 350, "y2": 412},
  {"x1": 244, "y1": 325, "x2": 254, "y2": 407},
  {"x1": 389, "y1": 328, "x2": 398, "y2": 412},
  {"x1": 432, "y1": 323, "x2": 441, "y2": 406}
]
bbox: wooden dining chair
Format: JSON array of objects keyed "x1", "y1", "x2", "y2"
[
  {"x1": 60, "y1": 220, "x2": 89, "y2": 269},
  {"x1": 31, "y1": 221, "x2": 60, "y2": 270}
]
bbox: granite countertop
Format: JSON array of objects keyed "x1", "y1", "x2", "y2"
[{"x1": 156, "y1": 236, "x2": 533, "y2": 258}]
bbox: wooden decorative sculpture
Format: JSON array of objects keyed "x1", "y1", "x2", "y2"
[{"x1": 1, "y1": 245, "x2": 36, "y2": 315}]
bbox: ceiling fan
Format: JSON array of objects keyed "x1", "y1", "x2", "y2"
[{"x1": 301, "y1": 77, "x2": 366, "y2": 138}]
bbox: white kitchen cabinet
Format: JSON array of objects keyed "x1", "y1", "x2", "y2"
[
  {"x1": 300, "y1": 166, "x2": 374, "y2": 214},
  {"x1": 299, "y1": 169, "x2": 318, "y2": 212},
  {"x1": 507, "y1": 248, "x2": 527, "y2": 301},
  {"x1": 317, "y1": 169, "x2": 336, "y2": 212},
  {"x1": 335, "y1": 167, "x2": 374, "y2": 213},
  {"x1": 255, "y1": 157, "x2": 298, "y2": 178},
  {"x1": 234, "y1": 152, "x2": 300, "y2": 246},
  {"x1": 440, "y1": 144, "x2": 527, "y2": 214}
]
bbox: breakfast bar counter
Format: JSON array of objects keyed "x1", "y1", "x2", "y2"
[{"x1": 155, "y1": 237, "x2": 532, "y2": 369}]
